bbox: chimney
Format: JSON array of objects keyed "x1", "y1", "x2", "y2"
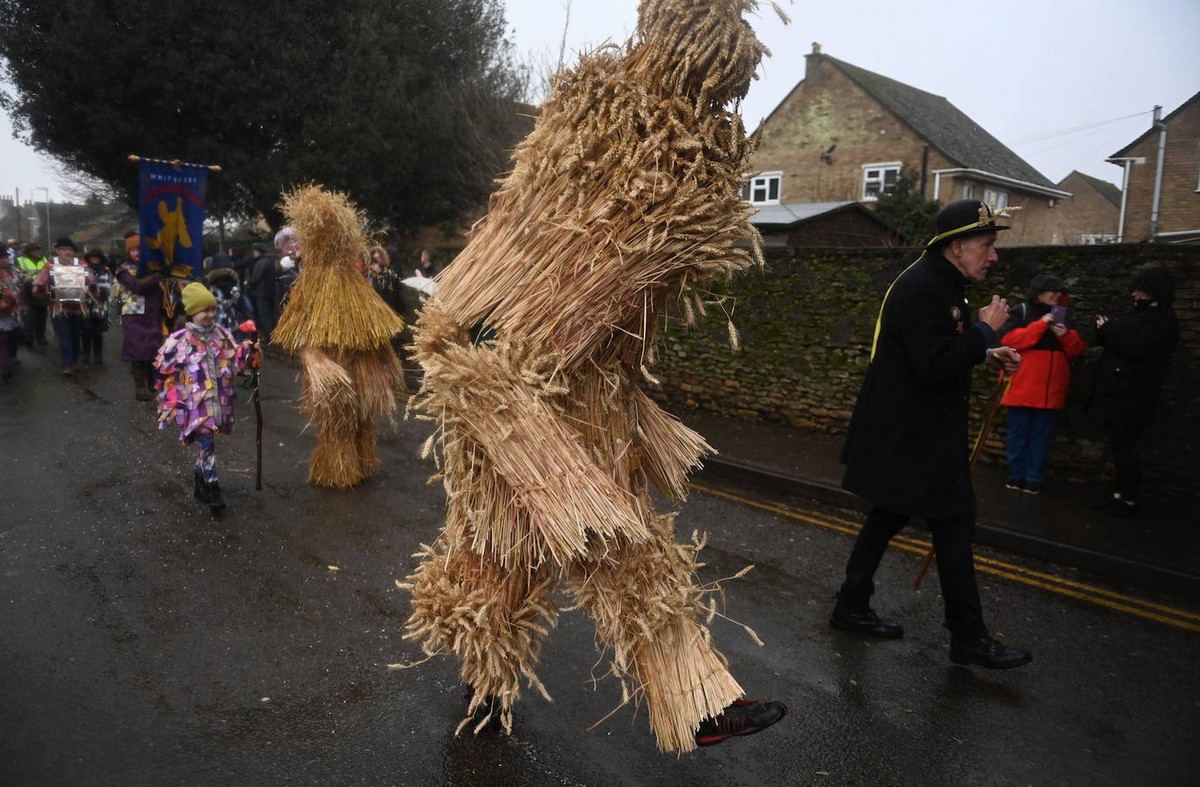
[{"x1": 805, "y1": 42, "x2": 823, "y2": 81}]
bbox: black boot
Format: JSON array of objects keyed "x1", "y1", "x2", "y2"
[
  {"x1": 93, "y1": 333, "x2": 103, "y2": 364},
  {"x1": 193, "y1": 472, "x2": 209, "y2": 503},
  {"x1": 205, "y1": 481, "x2": 226, "y2": 513}
]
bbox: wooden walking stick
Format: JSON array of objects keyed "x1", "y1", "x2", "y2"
[
  {"x1": 240, "y1": 320, "x2": 264, "y2": 491},
  {"x1": 911, "y1": 369, "x2": 1010, "y2": 590}
]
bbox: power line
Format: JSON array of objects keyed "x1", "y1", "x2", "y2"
[{"x1": 1011, "y1": 110, "x2": 1152, "y2": 146}]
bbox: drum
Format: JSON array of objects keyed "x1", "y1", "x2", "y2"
[{"x1": 51, "y1": 264, "x2": 88, "y2": 304}]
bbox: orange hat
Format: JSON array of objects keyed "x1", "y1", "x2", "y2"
[{"x1": 125, "y1": 233, "x2": 141, "y2": 254}]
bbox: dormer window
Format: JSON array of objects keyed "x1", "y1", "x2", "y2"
[
  {"x1": 742, "y1": 172, "x2": 782, "y2": 205},
  {"x1": 862, "y1": 163, "x2": 900, "y2": 201}
]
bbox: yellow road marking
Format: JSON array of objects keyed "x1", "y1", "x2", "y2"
[{"x1": 689, "y1": 482, "x2": 1200, "y2": 634}]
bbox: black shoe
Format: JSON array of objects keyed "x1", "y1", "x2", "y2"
[
  {"x1": 1023, "y1": 481, "x2": 1042, "y2": 495},
  {"x1": 830, "y1": 606, "x2": 904, "y2": 639},
  {"x1": 695, "y1": 699, "x2": 788, "y2": 747},
  {"x1": 205, "y1": 481, "x2": 226, "y2": 513},
  {"x1": 193, "y1": 472, "x2": 209, "y2": 503},
  {"x1": 950, "y1": 634, "x2": 1032, "y2": 669},
  {"x1": 1005, "y1": 478, "x2": 1023, "y2": 491}
]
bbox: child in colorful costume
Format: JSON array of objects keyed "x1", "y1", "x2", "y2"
[{"x1": 154, "y1": 282, "x2": 257, "y2": 512}]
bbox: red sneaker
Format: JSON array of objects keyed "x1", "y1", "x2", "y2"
[{"x1": 694, "y1": 698, "x2": 788, "y2": 747}]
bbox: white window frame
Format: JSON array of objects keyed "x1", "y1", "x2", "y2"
[
  {"x1": 962, "y1": 182, "x2": 976, "y2": 199},
  {"x1": 861, "y1": 162, "x2": 901, "y2": 201},
  {"x1": 742, "y1": 171, "x2": 782, "y2": 205},
  {"x1": 983, "y1": 188, "x2": 1009, "y2": 209}
]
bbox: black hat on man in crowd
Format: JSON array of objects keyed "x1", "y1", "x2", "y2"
[{"x1": 927, "y1": 199, "x2": 1013, "y2": 249}]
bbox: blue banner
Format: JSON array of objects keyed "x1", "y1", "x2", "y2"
[{"x1": 137, "y1": 160, "x2": 208, "y2": 279}]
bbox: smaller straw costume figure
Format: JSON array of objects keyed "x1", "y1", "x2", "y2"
[
  {"x1": 399, "y1": 0, "x2": 787, "y2": 755},
  {"x1": 154, "y1": 282, "x2": 256, "y2": 513},
  {"x1": 271, "y1": 185, "x2": 405, "y2": 488}
]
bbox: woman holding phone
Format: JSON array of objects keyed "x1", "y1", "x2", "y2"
[{"x1": 998, "y1": 274, "x2": 1087, "y2": 494}]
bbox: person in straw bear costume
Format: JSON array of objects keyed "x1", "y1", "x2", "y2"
[
  {"x1": 398, "y1": 0, "x2": 789, "y2": 752},
  {"x1": 272, "y1": 185, "x2": 406, "y2": 489}
]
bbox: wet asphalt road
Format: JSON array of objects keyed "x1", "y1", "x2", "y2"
[{"x1": 2, "y1": 342, "x2": 1198, "y2": 786}]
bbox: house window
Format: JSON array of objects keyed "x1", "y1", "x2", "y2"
[
  {"x1": 962, "y1": 183, "x2": 976, "y2": 199},
  {"x1": 742, "y1": 172, "x2": 782, "y2": 205},
  {"x1": 862, "y1": 163, "x2": 901, "y2": 201},
  {"x1": 983, "y1": 188, "x2": 1009, "y2": 209}
]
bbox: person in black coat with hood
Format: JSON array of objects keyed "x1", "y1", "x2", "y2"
[
  {"x1": 832, "y1": 199, "x2": 1032, "y2": 670},
  {"x1": 1088, "y1": 264, "x2": 1179, "y2": 517}
]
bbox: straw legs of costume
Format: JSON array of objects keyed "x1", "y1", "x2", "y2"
[
  {"x1": 1005, "y1": 407, "x2": 1055, "y2": 494},
  {"x1": 190, "y1": 431, "x2": 226, "y2": 513},
  {"x1": 833, "y1": 507, "x2": 1032, "y2": 669},
  {"x1": 409, "y1": 522, "x2": 787, "y2": 753}
]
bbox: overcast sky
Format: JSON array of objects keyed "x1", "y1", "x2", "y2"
[
  {"x1": 503, "y1": 0, "x2": 1198, "y2": 189},
  {"x1": 3, "y1": 0, "x2": 1197, "y2": 202}
]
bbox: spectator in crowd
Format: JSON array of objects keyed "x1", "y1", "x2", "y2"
[
  {"x1": 274, "y1": 227, "x2": 300, "y2": 310},
  {"x1": 15, "y1": 241, "x2": 50, "y2": 347},
  {"x1": 247, "y1": 243, "x2": 278, "y2": 343},
  {"x1": 81, "y1": 249, "x2": 114, "y2": 364},
  {"x1": 998, "y1": 274, "x2": 1087, "y2": 494},
  {"x1": 0, "y1": 242, "x2": 24, "y2": 381},
  {"x1": 1087, "y1": 264, "x2": 1179, "y2": 518},
  {"x1": 205, "y1": 266, "x2": 247, "y2": 337},
  {"x1": 116, "y1": 235, "x2": 165, "y2": 400},
  {"x1": 414, "y1": 246, "x2": 440, "y2": 279}
]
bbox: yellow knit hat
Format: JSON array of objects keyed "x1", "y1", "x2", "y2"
[{"x1": 181, "y1": 282, "x2": 217, "y2": 316}]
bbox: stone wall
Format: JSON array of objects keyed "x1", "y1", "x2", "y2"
[{"x1": 651, "y1": 244, "x2": 1200, "y2": 500}]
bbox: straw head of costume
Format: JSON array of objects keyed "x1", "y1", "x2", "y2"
[
  {"x1": 272, "y1": 185, "x2": 405, "y2": 488},
  {"x1": 398, "y1": 0, "x2": 781, "y2": 754}
]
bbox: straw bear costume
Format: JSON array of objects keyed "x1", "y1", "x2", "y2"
[{"x1": 400, "y1": 0, "x2": 773, "y2": 754}]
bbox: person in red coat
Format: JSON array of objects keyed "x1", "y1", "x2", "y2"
[{"x1": 999, "y1": 275, "x2": 1087, "y2": 494}]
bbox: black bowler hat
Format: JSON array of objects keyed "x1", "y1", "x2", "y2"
[{"x1": 926, "y1": 199, "x2": 1013, "y2": 248}]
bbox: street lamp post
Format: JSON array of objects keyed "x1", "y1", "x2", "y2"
[{"x1": 32, "y1": 187, "x2": 50, "y2": 250}]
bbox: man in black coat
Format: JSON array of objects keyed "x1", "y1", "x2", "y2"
[
  {"x1": 1087, "y1": 264, "x2": 1179, "y2": 517},
  {"x1": 832, "y1": 199, "x2": 1032, "y2": 669},
  {"x1": 247, "y1": 243, "x2": 278, "y2": 343}
]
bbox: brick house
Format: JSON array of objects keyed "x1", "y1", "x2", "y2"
[
  {"x1": 1107, "y1": 92, "x2": 1200, "y2": 243},
  {"x1": 745, "y1": 45, "x2": 1072, "y2": 245},
  {"x1": 1042, "y1": 171, "x2": 1121, "y2": 245}
]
